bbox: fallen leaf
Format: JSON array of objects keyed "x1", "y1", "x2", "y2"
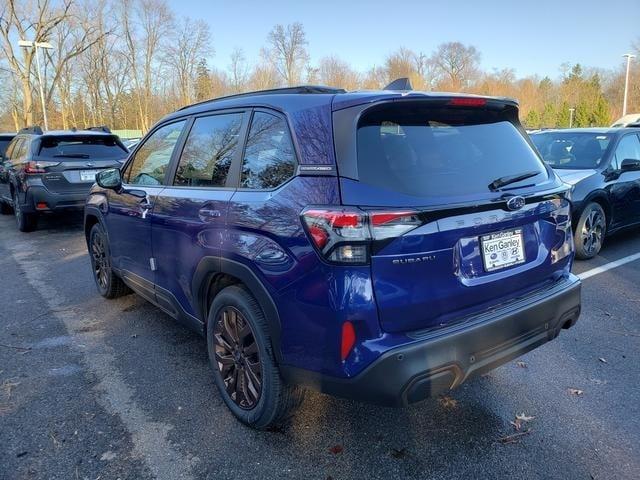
[
  {"x1": 438, "y1": 396, "x2": 458, "y2": 409},
  {"x1": 598, "y1": 357, "x2": 607, "y2": 364},
  {"x1": 100, "y1": 451, "x2": 117, "y2": 461},
  {"x1": 567, "y1": 388, "x2": 584, "y2": 396},
  {"x1": 329, "y1": 445, "x2": 343, "y2": 455},
  {"x1": 511, "y1": 413, "x2": 535, "y2": 431},
  {"x1": 499, "y1": 429, "x2": 532, "y2": 444},
  {"x1": 516, "y1": 361, "x2": 527, "y2": 368}
]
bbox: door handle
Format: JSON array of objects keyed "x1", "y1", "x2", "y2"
[
  {"x1": 198, "y1": 208, "x2": 221, "y2": 221},
  {"x1": 139, "y1": 197, "x2": 153, "y2": 209}
]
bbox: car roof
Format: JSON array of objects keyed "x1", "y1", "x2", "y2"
[
  {"x1": 165, "y1": 88, "x2": 519, "y2": 122},
  {"x1": 39, "y1": 130, "x2": 116, "y2": 137}
]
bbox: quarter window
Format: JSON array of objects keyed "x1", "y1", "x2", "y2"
[
  {"x1": 174, "y1": 113, "x2": 243, "y2": 187},
  {"x1": 240, "y1": 112, "x2": 296, "y2": 189},
  {"x1": 125, "y1": 121, "x2": 186, "y2": 185}
]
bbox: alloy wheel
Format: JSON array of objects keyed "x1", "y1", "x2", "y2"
[
  {"x1": 91, "y1": 232, "x2": 109, "y2": 290},
  {"x1": 581, "y1": 208, "x2": 605, "y2": 256},
  {"x1": 213, "y1": 307, "x2": 262, "y2": 409}
]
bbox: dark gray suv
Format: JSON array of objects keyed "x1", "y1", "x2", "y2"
[{"x1": 0, "y1": 126, "x2": 128, "y2": 231}]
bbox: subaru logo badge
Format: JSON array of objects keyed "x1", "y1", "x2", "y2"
[{"x1": 506, "y1": 196, "x2": 525, "y2": 211}]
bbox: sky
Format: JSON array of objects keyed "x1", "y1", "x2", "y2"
[{"x1": 172, "y1": 0, "x2": 639, "y2": 78}]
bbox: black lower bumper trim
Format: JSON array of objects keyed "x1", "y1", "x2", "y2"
[{"x1": 281, "y1": 274, "x2": 581, "y2": 407}]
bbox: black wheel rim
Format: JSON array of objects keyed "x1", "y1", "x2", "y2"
[
  {"x1": 582, "y1": 209, "x2": 605, "y2": 256},
  {"x1": 91, "y1": 232, "x2": 109, "y2": 290},
  {"x1": 213, "y1": 307, "x2": 262, "y2": 409}
]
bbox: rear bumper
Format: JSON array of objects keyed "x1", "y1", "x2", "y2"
[
  {"x1": 22, "y1": 186, "x2": 88, "y2": 213},
  {"x1": 282, "y1": 274, "x2": 581, "y2": 406}
]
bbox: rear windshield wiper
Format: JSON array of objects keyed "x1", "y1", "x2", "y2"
[
  {"x1": 488, "y1": 170, "x2": 541, "y2": 191},
  {"x1": 52, "y1": 153, "x2": 90, "y2": 158}
]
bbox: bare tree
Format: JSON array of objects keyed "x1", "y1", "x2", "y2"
[
  {"x1": 166, "y1": 17, "x2": 211, "y2": 106},
  {"x1": 264, "y1": 22, "x2": 309, "y2": 86},
  {"x1": 0, "y1": 0, "x2": 73, "y2": 126},
  {"x1": 431, "y1": 42, "x2": 480, "y2": 91},
  {"x1": 317, "y1": 56, "x2": 359, "y2": 90},
  {"x1": 121, "y1": 0, "x2": 173, "y2": 131},
  {"x1": 228, "y1": 48, "x2": 249, "y2": 93}
]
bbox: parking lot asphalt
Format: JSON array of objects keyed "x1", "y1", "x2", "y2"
[{"x1": 0, "y1": 213, "x2": 638, "y2": 480}]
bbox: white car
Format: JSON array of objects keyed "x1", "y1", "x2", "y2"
[{"x1": 611, "y1": 113, "x2": 640, "y2": 127}]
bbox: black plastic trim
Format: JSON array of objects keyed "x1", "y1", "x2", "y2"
[{"x1": 281, "y1": 275, "x2": 581, "y2": 406}]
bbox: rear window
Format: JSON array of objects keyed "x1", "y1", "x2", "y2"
[
  {"x1": 39, "y1": 135, "x2": 128, "y2": 159},
  {"x1": 530, "y1": 132, "x2": 611, "y2": 169},
  {"x1": 356, "y1": 104, "x2": 547, "y2": 197}
]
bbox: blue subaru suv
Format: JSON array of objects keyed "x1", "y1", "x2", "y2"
[{"x1": 85, "y1": 82, "x2": 581, "y2": 428}]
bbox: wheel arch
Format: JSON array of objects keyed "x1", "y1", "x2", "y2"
[
  {"x1": 582, "y1": 192, "x2": 612, "y2": 228},
  {"x1": 193, "y1": 257, "x2": 283, "y2": 362}
]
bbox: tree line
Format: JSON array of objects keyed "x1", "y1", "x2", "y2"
[{"x1": 1, "y1": 0, "x2": 638, "y2": 133}]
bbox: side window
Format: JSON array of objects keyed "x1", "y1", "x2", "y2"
[
  {"x1": 240, "y1": 111, "x2": 296, "y2": 189},
  {"x1": 11, "y1": 139, "x2": 26, "y2": 163},
  {"x1": 174, "y1": 113, "x2": 243, "y2": 187},
  {"x1": 4, "y1": 139, "x2": 19, "y2": 162},
  {"x1": 124, "y1": 121, "x2": 186, "y2": 185},
  {"x1": 613, "y1": 134, "x2": 640, "y2": 169}
]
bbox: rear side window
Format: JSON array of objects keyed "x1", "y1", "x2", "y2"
[
  {"x1": 613, "y1": 134, "x2": 640, "y2": 169},
  {"x1": 174, "y1": 113, "x2": 243, "y2": 187},
  {"x1": 39, "y1": 135, "x2": 128, "y2": 159},
  {"x1": 356, "y1": 104, "x2": 547, "y2": 197},
  {"x1": 125, "y1": 121, "x2": 186, "y2": 185},
  {"x1": 241, "y1": 111, "x2": 296, "y2": 189}
]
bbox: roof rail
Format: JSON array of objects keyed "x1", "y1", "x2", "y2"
[
  {"x1": 86, "y1": 125, "x2": 112, "y2": 133},
  {"x1": 19, "y1": 125, "x2": 44, "y2": 135},
  {"x1": 384, "y1": 77, "x2": 413, "y2": 91},
  {"x1": 179, "y1": 85, "x2": 346, "y2": 111}
]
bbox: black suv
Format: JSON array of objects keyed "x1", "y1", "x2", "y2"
[{"x1": 0, "y1": 126, "x2": 128, "y2": 231}]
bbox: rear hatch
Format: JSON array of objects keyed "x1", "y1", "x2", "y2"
[
  {"x1": 333, "y1": 97, "x2": 573, "y2": 333},
  {"x1": 35, "y1": 134, "x2": 128, "y2": 193}
]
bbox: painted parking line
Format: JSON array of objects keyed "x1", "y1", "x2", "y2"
[{"x1": 578, "y1": 252, "x2": 640, "y2": 281}]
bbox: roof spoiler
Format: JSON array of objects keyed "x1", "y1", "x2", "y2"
[
  {"x1": 19, "y1": 126, "x2": 43, "y2": 135},
  {"x1": 384, "y1": 77, "x2": 413, "y2": 91},
  {"x1": 86, "y1": 125, "x2": 112, "y2": 133}
]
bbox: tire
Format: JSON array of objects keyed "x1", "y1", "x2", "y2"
[
  {"x1": 0, "y1": 201, "x2": 12, "y2": 215},
  {"x1": 574, "y1": 202, "x2": 606, "y2": 260},
  {"x1": 207, "y1": 285, "x2": 304, "y2": 429},
  {"x1": 88, "y1": 223, "x2": 130, "y2": 298},
  {"x1": 13, "y1": 190, "x2": 37, "y2": 232}
]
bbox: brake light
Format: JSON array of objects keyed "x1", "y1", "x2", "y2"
[
  {"x1": 340, "y1": 321, "x2": 356, "y2": 361},
  {"x1": 301, "y1": 207, "x2": 422, "y2": 264},
  {"x1": 448, "y1": 97, "x2": 487, "y2": 107},
  {"x1": 24, "y1": 161, "x2": 60, "y2": 174}
]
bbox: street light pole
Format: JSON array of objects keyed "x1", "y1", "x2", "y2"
[
  {"x1": 18, "y1": 40, "x2": 54, "y2": 131},
  {"x1": 569, "y1": 107, "x2": 575, "y2": 128},
  {"x1": 622, "y1": 53, "x2": 636, "y2": 117}
]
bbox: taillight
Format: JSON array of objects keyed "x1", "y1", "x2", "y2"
[
  {"x1": 24, "y1": 161, "x2": 60, "y2": 174},
  {"x1": 448, "y1": 97, "x2": 487, "y2": 107},
  {"x1": 301, "y1": 207, "x2": 422, "y2": 264}
]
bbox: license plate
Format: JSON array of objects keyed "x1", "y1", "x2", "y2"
[
  {"x1": 481, "y1": 228, "x2": 526, "y2": 272},
  {"x1": 80, "y1": 170, "x2": 100, "y2": 182}
]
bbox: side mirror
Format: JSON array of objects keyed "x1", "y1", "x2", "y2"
[
  {"x1": 96, "y1": 168, "x2": 122, "y2": 190},
  {"x1": 621, "y1": 158, "x2": 640, "y2": 172}
]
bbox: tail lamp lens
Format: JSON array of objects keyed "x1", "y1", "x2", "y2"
[
  {"x1": 340, "y1": 321, "x2": 356, "y2": 361},
  {"x1": 301, "y1": 207, "x2": 421, "y2": 264},
  {"x1": 25, "y1": 161, "x2": 59, "y2": 174}
]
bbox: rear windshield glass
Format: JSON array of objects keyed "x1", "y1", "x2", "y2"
[
  {"x1": 356, "y1": 104, "x2": 547, "y2": 197},
  {"x1": 530, "y1": 132, "x2": 611, "y2": 169},
  {"x1": 39, "y1": 135, "x2": 128, "y2": 159}
]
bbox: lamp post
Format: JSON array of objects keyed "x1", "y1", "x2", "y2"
[
  {"x1": 569, "y1": 107, "x2": 575, "y2": 128},
  {"x1": 622, "y1": 53, "x2": 636, "y2": 117},
  {"x1": 18, "y1": 40, "x2": 54, "y2": 131}
]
